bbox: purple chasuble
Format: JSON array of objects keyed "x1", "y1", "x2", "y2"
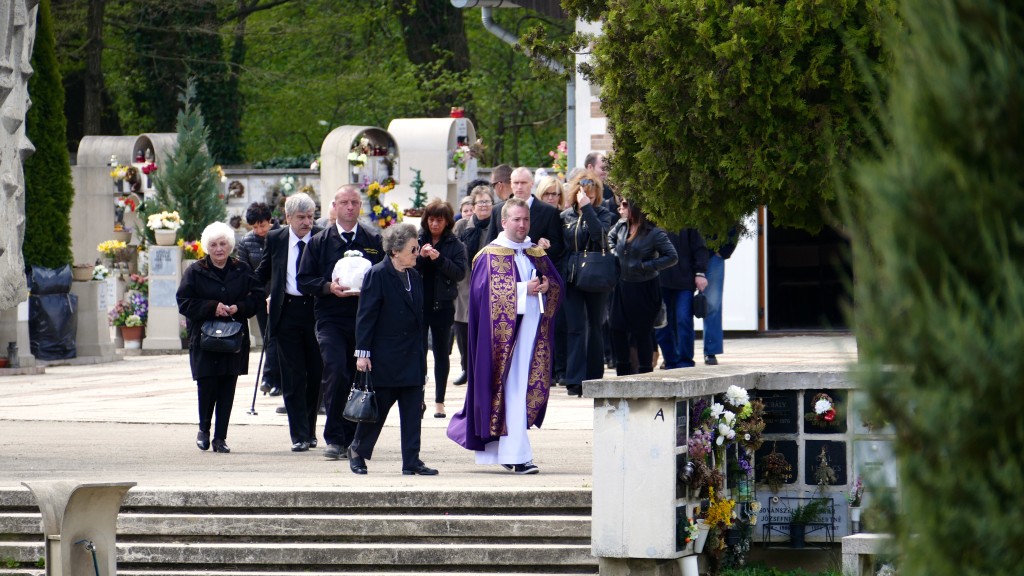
[{"x1": 447, "y1": 244, "x2": 563, "y2": 451}]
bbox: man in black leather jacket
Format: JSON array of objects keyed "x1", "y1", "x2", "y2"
[{"x1": 235, "y1": 202, "x2": 281, "y2": 395}]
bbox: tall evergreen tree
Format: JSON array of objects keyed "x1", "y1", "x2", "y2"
[
  {"x1": 849, "y1": 1, "x2": 1024, "y2": 574},
  {"x1": 150, "y1": 81, "x2": 226, "y2": 243},
  {"x1": 23, "y1": 0, "x2": 75, "y2": 269}
]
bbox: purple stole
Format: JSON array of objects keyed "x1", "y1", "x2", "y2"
[{"x1": 447, "y1": 245, "x2": 563, "y2": 450}]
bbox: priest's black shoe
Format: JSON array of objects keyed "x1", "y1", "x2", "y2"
[
  {"x1": 196, "y1": 431, "x2": 210, "y2": 451},
  {"x1": 402, "y1": 463, "x2": 439, "y2": 476},
  {"x1": 349, "y1": 448, "x2": 368, "y2": 474},
  {"x1": 291, "y1": 441, "x2": 310, "y2": 452}
]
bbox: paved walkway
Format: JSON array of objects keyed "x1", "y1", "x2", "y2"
[{"x1": 0, "y1": 335, "x2": 856, "y2": 490}]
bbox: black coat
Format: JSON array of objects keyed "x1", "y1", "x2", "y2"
[
  {"x1": 416, "y1": 230, "x2": 467, "y2": 305},
  {"x1": 486, "y1": 196, "x2": 566, "y2": 265},
  {"x1": 298, "y1": 223, "x2": 384, "y2": 320},
  {"x1": 608, "y1": 221, "x2": 679, "y2": 282},
  {"x1": 177, "y1": 256, "x2": 264, "y2": 380},
  {"x1": 355, "y1": 257, "x2": 426, "y2": 387},
  {"x1": 254, "y1": 225, "x2": 323, "y2": 335},
  {"x1": 560, "y1": 203, "x2": 616, "y2": 276},
  {"x1": 658, "y1": 229, "x2": 709, "y2": 291}
]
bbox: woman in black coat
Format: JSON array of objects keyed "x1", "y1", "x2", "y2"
[
  {"x1": 607, "y1": 199, "x2": 679, "y2": 376},
  {"x1": 351, "y1": 222, "x2": 438, "y2": 476},
  {"x1": 560, "y1": 170, "x2": 617, "y2": 397},
  {"x1": 415, "y1": 199, "x2": 468, "y2": 418},
  {"x1": 177, "y1": 222, "x2": 264, "y2": 453}
]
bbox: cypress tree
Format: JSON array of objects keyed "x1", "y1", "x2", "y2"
[
  {"x1": 23, "y1": 0, "x2": 74, "y2": 269},
  {"x1": 849, "y1": 1, "x2": 1024, "y2": 574},
  {"x1": 149, "y1": 81, "x2": 226, "y2": 243}
]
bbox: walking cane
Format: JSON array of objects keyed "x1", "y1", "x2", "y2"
[{"x1": 248, "y1": 318, "x2": 270, "y2": 416}]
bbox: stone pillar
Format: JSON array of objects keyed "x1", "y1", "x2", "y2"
[
  {"x1": 142, "y1": 246, "x2": 182, "y2": 350},
  {"x1": 69, "y1": 280, "x2": 118, "y2": 360}
]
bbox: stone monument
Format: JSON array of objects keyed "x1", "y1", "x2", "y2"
[{"x1": 1, "y1": 0, "x2": 39, "y2": 310}]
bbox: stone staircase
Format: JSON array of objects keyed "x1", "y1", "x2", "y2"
[{"x1": 0, "y1": 487, "x2": 596, "y2": 576}]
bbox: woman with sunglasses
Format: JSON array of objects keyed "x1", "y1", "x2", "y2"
[
  {"x1": 607, "y1": 198, "x2": 678, "y2": 375},
  {"x1": 560, "y1": 170, "x2": 617, "y2": 396}
]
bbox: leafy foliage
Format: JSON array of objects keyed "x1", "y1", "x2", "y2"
[
  {"x1": 23, "y1": 0, "x2": 74, "y2": 269},
  {"x1": 148, "y1": 82, "x2": 226, "y2": 243},
  {"x1": 567, "y1": 0, "x2": 895, "y2": 239},
  {"x1": 848, "y1": 1, "x2": 1024, "y2": 575}
]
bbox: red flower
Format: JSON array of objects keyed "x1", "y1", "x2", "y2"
[{"x1": 823, "y1": 409, "x2": 836, "y2": 422}]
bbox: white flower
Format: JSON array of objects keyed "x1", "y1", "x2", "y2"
[
  {"x1": 725, "y1": 385, "x2": 749, "y2": 407},
  {"x1": 715, "y1": 434, "x2": 725, "y2": 446},
  {"x1": 724, "y1": 410, "x2": 736, "y2": 425},
  {"x1": 727, "y1": 429, "x2": 736, "y2": 440},
  {"x1": 710, "y1": 403, "x2": 725, "y2": 419},
  {"x1": 815, "y1": 398, "x2": 833, "y2": 415},
  {"x1": 744, "y1": 433, "x2": 751, "y2": 441}
]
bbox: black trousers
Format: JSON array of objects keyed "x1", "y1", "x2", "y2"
[
  {"x1": 277, "y1": 296, "x2": 323, "y2": 444},
  {"x1": 611, "y1": 329, "x2": 655, "y2": 376},
  {"x1": 254, "y1": 304, "x2": 279, "y2": 385},
  {"x1": 197, "y1": 375, "x2": 238, "y2": 441},
  {"x1": 453, "y1": 321, "x2": 468, "y2": 374},
  {"x1": 350, "y1": 385, "x2": 424, "y2": 470},
  {"x1": 564, "y1": 285, "x2": 608, "y2": 386},
  {"x1": 422, "y1": 304, "x2": 455, "y2": 403},
  {"x1": 316, "y1": 316, "x2": 358, "y2": 448}
]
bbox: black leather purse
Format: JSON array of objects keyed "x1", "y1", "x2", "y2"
[
  {"x1": 693, "y1": 291, "x2": 708, "y2": 319},
  {"x1": 343, "y1": 370, "x2": 379, "y2": 423},
  {"x1": 567, "y1": 217, "x2": 620, "y2": 293},
  {"x1": 199, "y1": 318, "x2": 244, "y2": 354}
]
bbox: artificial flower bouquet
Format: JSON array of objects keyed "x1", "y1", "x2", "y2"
[
  {"x1": 147, "y1": 211, "x2": 183, "y2": 231},
  {"x1": 806, "y1": 391, "x2": 842, "y2": 427},
  {"x1": 97, "y1": 239, "x2": 128, "y2": 259}
]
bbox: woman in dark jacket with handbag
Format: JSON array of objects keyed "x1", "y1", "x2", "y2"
[
  {"x1": 177, "y1": 222, "x2": 264, "y2": 453},
  {"x1": 607, "y1": 199, "x2": 679, "y2": 376},
  {"x1": 416, "y1": 199, "x2": 468, "y2": 418},
  {"x1": 351, "y1": 222, "x2": 437, "y2": 476},
  {"x1": 560, "y1": 171, "x2": 617, "y2": 397}
]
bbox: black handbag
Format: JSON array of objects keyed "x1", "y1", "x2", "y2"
[
  {"x1": 567, "y1": 217, "x2": 620, "y2": 293},
  {"x1": 693, "y1": 291, "x2": 708, "y2": 319},
  {"x1": 343, "y1": 370, "x2": 379, "y2": 423},
  {"x1": 199, "y1": 318, "x2": 244, "y2": 354}
]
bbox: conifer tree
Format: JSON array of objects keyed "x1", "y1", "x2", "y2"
[
  {"x1": 23, "y1": 0, "x2": 74, "y2": 269},
  {"x1": 849, "y1": 2, "x2": 1024, "y2": 574},
  {"x1": 149, "y1": 81, "x2": 226, "y2": 243}
]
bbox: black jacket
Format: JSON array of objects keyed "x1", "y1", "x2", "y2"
[
  {"x1": 658, "y1": 229, "x2": 709, "y2": 291},
  {"x1": 486, "y1": 196, "x2": 566, "y2": 265},
  {"x1": 298, "y1": 223, "x2": 384, "y2": 320},
  {"x1": 254, "y1": 225, "x2": 323, "y2": 335},
  {"x1": 561, "y1": 203, "x2": 616, "y2": 262},
  {"x1": 355, "y1": 257, "x2": 427, "y2": 387},
  {"x1": 177, "y1": 256, "x2": 264, "y2": 379},
  {"x1": 416, "y1": 230, "x2": 468, "y2": 305},
  {"x1": 608, "y1": 221, "x2": 679, "y2": 282}
]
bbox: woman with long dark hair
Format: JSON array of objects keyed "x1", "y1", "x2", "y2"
[{"x1": 607, "y1": 199, "x2": 678, "y2": 375}]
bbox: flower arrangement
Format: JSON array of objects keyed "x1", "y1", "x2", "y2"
[
  {"x1": 92, "y1": 264, "x2": 112, "y2": 280},
  {"x1": 760, "y1": 442, "x2": 794, "y2": 493},
  {"x1": 686, "y1": 387, "x2": 765, "y2": 498},
  {"x1": 349, "y1": 137, "x2": 372, "y2": 166},
  {"x1": 115, "y1": 196, "x2": 138, "y2": 213},
  {"x1": 141, "y1": 162, "x2": 158, "y2": 175},
  {"x1": 109, "y1": 291, "x2": 148, "y2": 327},
  {"x1": 178, "y1": 239, "x2": 205, "y2": 260},
  {"x1": 848, "y1": 475, "x2": 864, "y2": 507},
  {"x1": 97, "y1": 240, "x2": 128, "y2": 259},
  {"x1": 548, "y1": 140, "x2": 568, "y2": 179},
  {"x1": 682, "y1": 517, "x2": 699, "y2": 546},
  {"x1": 212, "y1": 165, "x2": 227, "y2": 182},
  {"x1": 279, "y1": 175, "x2": 296, "y2": 195},
  {"x1": 806, "y1": 391, "x2": 842, "y2": 427},
  {"x1": 705, "y1": 486, "x2": 735, "y2": 528},
  {"x1": 147, "y1": 211, "x2": 183, "y2": 231},
  {"x1": 127, "y1": 273, "x2": 148, "y2": 294},
  {"x1": 814, "y1": 446, "x2": 838, "y2": 487},
  {"x1": 110, "y1": 165, "x2": 129, "y2": 181},
  {"x1": 451, "y1": 144, "x2": 472, "y2": 171},
  {"x1": 370, "y1": 202, "x2": 402, "y2": 228},
  {"x1": 366, "y1": 178, "x2": 395, "y2": 202}
]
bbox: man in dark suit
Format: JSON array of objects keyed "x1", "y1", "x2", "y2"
[
  {"x1": 255, "y1": 193, "x2": 323, "y2": 452},
  {"x1": 486, "y1": 166, "x2": 565, "y2": 267},
  {"x1": 298, "y1": 184, "x2": 384, "y2": 461}
]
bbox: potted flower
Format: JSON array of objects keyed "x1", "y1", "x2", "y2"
[
  {"x1": 848, "y1": 476, "x2": 864, "y2": 532},
  {"x1": 97, "y1": 239, "x2": 128, "y2": 267},
  {"x1": 109, "y1": 291, "x2": 148, "y2": 349},
  {"x1": 147, "y1": 211, "x2": 184, "y2": 245},
  {"x1": 179, "y1": 239, "x2": 205, "y2": 266},
  {"x1": 788, "y1": 498, "x2": 830, "y2": 549},
  {"x1": 141, "y1": 161, "x2": 158, "y2": 187}
]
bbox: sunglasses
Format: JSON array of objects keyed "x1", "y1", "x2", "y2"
[{"x1": 579, "y1": 179, "x2": 595, "y2": 187}]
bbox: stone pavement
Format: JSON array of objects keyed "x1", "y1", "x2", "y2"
[{"x1": 0, "y1": 335, "x2": 856, "y2": 490}]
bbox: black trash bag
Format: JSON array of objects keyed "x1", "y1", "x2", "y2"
[{"x1": 28, "y1": 265, "x2": 78, "y2": 360}]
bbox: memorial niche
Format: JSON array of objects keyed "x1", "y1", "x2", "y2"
[
  {"x1": 803, "y1": 389, "x2": 847, "y2": 434},
  {"x1": 754, "y1": 440, "x2": 798, "y2": 488},
  {"x1": 804, "y1": 440, "x2": 846, "y2": 486},
  {"x1": 757, "y1": 390, "x2": 799, "y2": 434}
]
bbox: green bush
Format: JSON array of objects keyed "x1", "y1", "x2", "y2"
[
  {"x1": 23, "y1": 0, "x2": 74, "y2": 269},
  {"x1": 849, "y1": 1, "x2": 1024, "y2": 575}
]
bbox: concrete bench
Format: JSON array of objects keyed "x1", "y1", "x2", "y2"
[{"x1": 841, "y1": 533, "x2": 893, "y2": 576}]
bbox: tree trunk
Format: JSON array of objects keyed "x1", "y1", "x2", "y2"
[{"x1": 82, "y1": 0, "x2": 105, "y2": 136}]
